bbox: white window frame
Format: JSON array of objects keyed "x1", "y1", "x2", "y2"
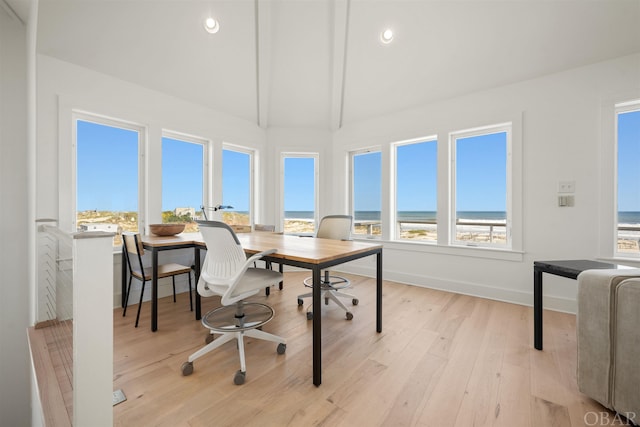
[
  {"x1": 161, "y1": 130, "x2": 211, "y2": 219},
  {"x1": 280, "y1": 152, "x2": 319, "y2": 234},
  {"x1": 613, "y1": 100, "x2": 640, "y2": 259},
  {"x1": 222, "y1": 143, "x2": 255, "y2": 226},
  {"x1": 349, "y1": 147, "x2": 382, "y2": 239},
  {"x1": 449, "y1": 123, "x2": 512, "y2": 249},
  {"x1": 391, "y1": 135, "x2": 438, "y2": 242},
  {"x1": 71, "y1": 110, "x2": 146, "y2": 234}
]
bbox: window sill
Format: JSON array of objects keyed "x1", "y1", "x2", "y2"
[
  {"x1": 597, "y1": 256, "x2": 640, "y2": 268},
  {"x1": 353, "y1": 237, "x2": 524, "y2": 262}
]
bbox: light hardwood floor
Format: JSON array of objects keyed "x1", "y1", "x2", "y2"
[{"x1": 113, "y1": 272, "x2": 617, "y2": 427}]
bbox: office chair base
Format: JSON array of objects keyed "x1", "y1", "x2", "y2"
[
  {"x1": 202, "y1": 302, "x2": 274, "y2": 332},
  {"x1": 234, "y1": 370, "x2": 246, "y2": 385},
  {"x1": 181, "y1": 361, "x2": 194, "y2": 376}
]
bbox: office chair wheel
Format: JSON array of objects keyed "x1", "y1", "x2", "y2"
[
  {"x1": 297, "y1": 298, "x2": 304, "y2": 306},
  {"x1": 265, "y1": 287, "x2": 270, "y2": 296},
  {"x1": 277, "y1": 343, "x2": 286, "y2": 354},
  {"x1": 346, "y1": 312, "x2": 353, "y2": 321},
  {"x1": 181, "y1": 361, "x2": 194, "y2": 376},
  {"x1": 205, "y1": 334, "x2": 214, "y2": 344},
  {"x1": 306, "y1": 311, "x2": 313, "y2": 320},
  {"x1": 234, "y1": 370, "x2": 246, "y2": 385},
  {"x1": 352, "y1": 298, "x2": 359, "y2": 305},
  {"x1": 325, "y1": 297, "x2": 329, "y2": 305}
]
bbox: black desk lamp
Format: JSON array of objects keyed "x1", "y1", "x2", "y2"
[{"x1": 200, "y1": 204, "x2": 234, "y2": 220}]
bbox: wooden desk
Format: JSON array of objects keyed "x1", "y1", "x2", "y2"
[{"x1": 123, "y1": 232, "x2": 383, "y2": 387}]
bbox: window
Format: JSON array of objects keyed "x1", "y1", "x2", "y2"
[
  {"x1": 282, "y1": 154, "x2": 318, "y2": 234},
  {"x1": 394, "y1": 138, "x2": 437, "y2": 241},
  {"x1": 161, "y1": 133, "x2": 207, "y2": 232},
  {"x1": 350, "y1": 149, "x2": 382, "y2": 238},
  {"x1": 451, "y1": 124, "x2": 510, "y2": 247},
  {"x1": 616, "y1": 101, "x2": 640, "y2": 256},
  {"x1": 75, "y1": 116, "x2": 143, "y2": 247},
  {"x1": 221, "y1": 146, "x2": 253, "y2": 228}
]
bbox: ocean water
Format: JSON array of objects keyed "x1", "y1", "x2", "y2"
[
  {"x1": 284, "y1": 211, "x2": 508, "y2": 221},
  {"x1": 281, "y1": 211, "x2": 640, "y2": 224},
  {"x1": 619, "y1": 211, "x2": 640, "y2": 225}
]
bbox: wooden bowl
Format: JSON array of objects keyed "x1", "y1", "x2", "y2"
[{"x1": 149, "y1": 223, "x2": 185, "y2": 236}]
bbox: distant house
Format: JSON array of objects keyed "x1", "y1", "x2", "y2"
[
  {"x1": 79, "y1": 223, "x2": 119, "y2": 233},
  {"x1": 174, "y1": 207, "x2": 195, "y2": 218}
]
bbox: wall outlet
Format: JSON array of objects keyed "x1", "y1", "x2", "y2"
[{"x1": 558, "y1": 181, "x2": 575, "y2": 193}]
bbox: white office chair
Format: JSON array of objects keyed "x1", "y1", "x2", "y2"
[
  {"x1": 297, "y1": 215, "x2": 359, "y2": 320},
  {"x1": 181, "y1": 221, "x2": 286, "y2": 385}
]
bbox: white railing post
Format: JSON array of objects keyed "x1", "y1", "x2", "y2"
[{"x1": 72, "y1": 231, "x2": 113, "y2": 426}]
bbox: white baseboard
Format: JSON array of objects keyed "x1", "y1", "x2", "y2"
[
  {"x1": 113, "y1": 275, "x2": 193, "y2": 310},
  {"x1": 338, "y1": 265, "x2": 577, "y2": 315}
]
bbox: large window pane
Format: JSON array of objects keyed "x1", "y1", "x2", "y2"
[
  {"x1": 617, "y1": 107, "x2": 640, "y2": 255},
  {"x1": 352, "y1": 151, "x2": 382, "y2": 238},
  {"x1": 283, "y1": 156, "x2": 317, "y2": 234},
  {"x1": 161, "y1": 136, "x2": 204, "y2": 233},
  {"x1": 222, "y1": 148, "x2": 251, "y2": 228},
  {"x1": 395, "y1": 139, "x2": 437, "y2": 241},
  {"x1": 76, "y1": 119, "x2": 139, "y2": 247},
  {"x1": 454, "y1": 129, "x2": 508, "y2": 246}
]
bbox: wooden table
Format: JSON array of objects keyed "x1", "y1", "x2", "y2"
[{"x1": 124, "y1": 232, "x2": 383, "y2": 386}]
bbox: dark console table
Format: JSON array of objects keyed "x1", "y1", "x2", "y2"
[{"x1": 533, "y1": 259, "x2": 626, "y2": 350}]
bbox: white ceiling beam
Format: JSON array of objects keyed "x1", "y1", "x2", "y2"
[
  {"x1": 1, "y1": 0, "x2": 25, "y2": 25},
  {"x1": 255, "y1": 0, "x2": 272, "y2": 129},
  {"x1": 330, "y1": 0, "x2": 349, "y2": 131}
]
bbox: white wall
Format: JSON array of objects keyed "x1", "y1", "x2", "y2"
[
  {"x1": 333, "y1": 53, "x2": 640, "y2": 313},
  {"x1": 36, "y1": 54, "x2": 267, "y2": 307},
  {"x1": 0, "y1": 8, "x2": 30, "y2": 426}
]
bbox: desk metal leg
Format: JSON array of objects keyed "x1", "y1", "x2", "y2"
[
  {"x1": 312, "y1": 266, "x2": 322, "y2": 387},
  {"x1": 151, "y1": 249, "x2": 158, "y2": 332},
  {"x1": 376, "y1": 251, "x2": 382, "y2": 333},
  {"x1": 194, "y1": 247, "x2": 201, "y2": 320},
  {"x1": 534, "y1": 268, "x2": 543, "y2": 350}
]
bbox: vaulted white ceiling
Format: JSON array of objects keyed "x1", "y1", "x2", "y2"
[{"x1": 7, "y1": 0, "x2": 640, "y2": 130}]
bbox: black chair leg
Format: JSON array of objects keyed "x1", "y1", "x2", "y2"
[
  {"x1": 188, "y1": 272, "x2": 193, "y2": 311},
  {"x1": 172, "y1": 277, "x2": 177, "y2": 303},
  {"x1": 123, "y1": 275, "x2": 133, "y2": 317},
  {"x1": 135, "y1": 279, "x2": 146, "y2": 328}
]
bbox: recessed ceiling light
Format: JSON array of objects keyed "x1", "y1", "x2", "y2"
[
  {"x1": 380, "y1": 28, "x2": 393, "y2": 44},
  {"x1": 204, "y1": 17, "x2": 219, "y2": 34}
]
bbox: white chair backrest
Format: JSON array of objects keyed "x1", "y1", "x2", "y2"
[
  {"x1": 316, "y1": 215, "x2": 353, "y2": 240},
  {"x1": 198, "y1": 221, "x2": 246, "y2": 284}
]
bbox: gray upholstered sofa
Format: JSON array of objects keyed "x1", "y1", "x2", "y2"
[{"x1": 577, "y1": 269, "x2": 640, "y2": 425}]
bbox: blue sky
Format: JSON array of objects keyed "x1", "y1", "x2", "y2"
[
  {"x1": 396, "y1": 141, "x2": 437, "y2": 211},
  {"x1": 76, "y1": 120, "x2": 138, "y2": 212},
  {"x1": 77, "y1": 112, "x2": 640, "y2": 215},
  {"x1": 284, "y1": 157, "x2": 315, "y2": 211},
  {"x1": 162, "y1": 137, "x2": 203, "y2": 211},
  {"x1": 618, "y1": 109, "x2": 640, "y2": 211},
  {"x1": 455, "y1": 132, "x2": 507, "y2": 212}
]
